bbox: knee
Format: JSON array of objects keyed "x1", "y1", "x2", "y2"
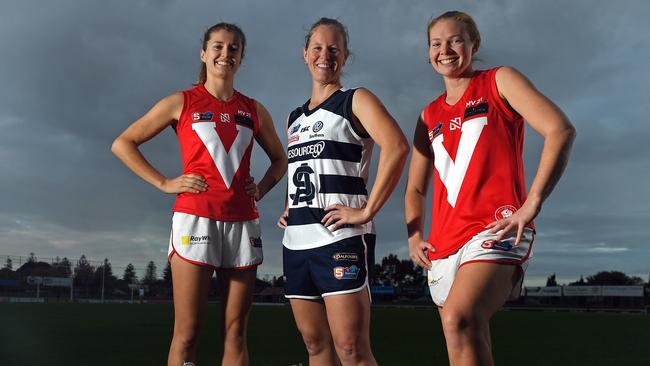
[
  {"x1": 440, "y1": 308, "x2": 486, "y2": 345},
  {"x1": 332, "y1": 335, "x2": 363, "y2": 362},
  {"x1": 298, "y1": 331, "x2": 331, "y2": 357}
]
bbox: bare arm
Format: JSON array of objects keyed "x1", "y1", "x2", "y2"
[
  {"x1": 111, "y1": 93, "x2": 208, "y2": 194},
  {"x1": 246, "y1": 101, "x2": 288, "y2": 201},
  {"x1": 322, "y1": 88, "x2": 410, "y2": 230},
  {"x1": 404, "y1": 113, "x2": 435, "y2": 269},
  {"x1": 487, "y1": 66, "x2": 576, "y2": 243}
]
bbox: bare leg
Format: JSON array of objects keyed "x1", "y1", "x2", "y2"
[
  {"x1": 167, "y1": 254, "x2": 214, "y2": 366},
  {"x1": 290, "y1": 298, "x2": 340, "y2": 365},
  {"x1": 217, "y1": 267, "x2": 257, "y2": 366},
  {"x1": 324, "y1": 287, "x2": 377, "y2": 366},
  {"x1": 438, "y1": 263, "x2": 519, "y2": 366}
]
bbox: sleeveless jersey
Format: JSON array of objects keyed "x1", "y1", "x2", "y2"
[
  {"x1": 282, "y1": 89, "x2": 375, "y2": 250},
  {"x1": 422, "y1": 68, "x2": 533, "y2": 260},
  {"x1": 172, "y1": 84, "x2": 260, "y2": 221}
]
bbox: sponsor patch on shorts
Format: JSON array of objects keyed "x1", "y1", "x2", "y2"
[
  {"x1": 481, "y1": 239, "x2": 513, "y2": 251},
  {"x1": 332, "y1": 252, "x2": 359, "y2": 261},
  {"x1": 249, "y1": 237, "x2": 263, "y2": 248},
  {"x1": 333, "y1": 265, "x2": 359, "y2": 280},
  {"x1": 181, "y1": 235, "x2": 210, "y2": 246}
]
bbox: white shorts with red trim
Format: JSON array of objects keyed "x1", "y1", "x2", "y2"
[
  {"x1": 427, "y1": 228, "x2": 534, "y2": 307},
  {"x1": 168, "y1": 212, "x2": 263, "y2": 269}
]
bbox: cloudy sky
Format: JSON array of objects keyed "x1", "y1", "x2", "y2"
[{"x1": 1, "y1": 0, "x2": 648, "y2": 286}]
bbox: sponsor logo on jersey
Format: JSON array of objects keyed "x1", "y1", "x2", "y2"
[
  {"x1": 333, "y1": 265, "x2": 360, "y2": 280},
  {"x1": 237, "y1": 110, "x2": 251, "y2": 118},
  {"x1": 288, "y1": 135, "x2": 300, "y2": 144},
  {"x1": 449, "y1": 117, "x2": 462, "y2": 131},
  {"x1": 290, "y1": 123, "x2": 301, "y2": 135},
  {"x1": 464, "y1": 102, "x2": 489, "y2": 119},
  {"x1": 181, "y1": 235, "x2": 210, "y2": 246},
  {"x1": 313, "y1": 120, "x2": 324, "y2": 132},
  {"x1": 466, "y1": 97, "x2": 484, "y2": 108},
  {"x1": 249, "y1": 237, "x2": 263, "y2": 248},
  {"x1": 332, "y1": 253, "x2": 359, "y2": 262},
  {"x1": 287, "y1": 141, "x2": 325, "y2": 159},
  {"x1": 494, "y1": 205, "x2": 517, "y2": 220},
  {"x1": 428, "y1": 122, "x2": 443, "y2": 142},
  {"x1": 220, "y1": 113, "x2": 230, "y2": 123},
  {"x1": 481, "y1": 239, "x2": 513, "y2": 251},
  {"x1": 301, "y1": 126, "x2": 310, "y2": 132},
  {"x1": 192, "y1": 111, "x2": 214, "y2": 121},
  {"x1": 309, "y1": 133, "x2": 325, "y2": 139}
]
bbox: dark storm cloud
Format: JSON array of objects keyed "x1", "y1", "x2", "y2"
[{"x1": 1, "y1": 0, "x2": 648, "y2": 281}]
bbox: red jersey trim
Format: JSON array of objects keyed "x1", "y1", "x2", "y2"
[{"x1": 168, "y1": 240, "x2": 262, "y2": 270}]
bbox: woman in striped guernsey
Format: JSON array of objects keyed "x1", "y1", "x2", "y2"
[{"x1": 277, "y1": 18, "x2": 409, "y2": 365}]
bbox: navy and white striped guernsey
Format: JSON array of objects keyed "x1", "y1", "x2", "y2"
[{"x1": 282, "y1": 88, "x2": 376, "y2": 250}]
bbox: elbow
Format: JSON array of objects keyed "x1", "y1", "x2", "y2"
[
  {"x1": 396, "y1": 138, "x2": 411, "y2": 160},
  {"x1": 110, "y1": 137, "x2": 122, "y2": 156}
]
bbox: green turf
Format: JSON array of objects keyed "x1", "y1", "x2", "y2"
[{"x1": 1, "y1": 303, "x2": 648, "y2": 365}]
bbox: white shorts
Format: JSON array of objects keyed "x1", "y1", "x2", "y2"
[
  {"x1": 427, "y1": 228, "x2": 534, "y2": 307},
  {"x1": 168, "y1": 212, "x2": 263, "y2": 269}
]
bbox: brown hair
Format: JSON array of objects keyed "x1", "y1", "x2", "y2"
[
  {"x1": 197, "y1": 23, "x2": 246, "y2": 85},
  {"x1": 427, "y1": 11, "x2": 481, "y2": 50},
  {"x1": 304, "y1": 17, "x2": 350, "y2": 57}
]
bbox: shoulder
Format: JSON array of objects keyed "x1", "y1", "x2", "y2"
[
  {"x1": 350, "y1": 87, "x2": 385, "y2": 110},
  {"x1": 494, "y1": 66, "x2": 532, "y2": 95}
]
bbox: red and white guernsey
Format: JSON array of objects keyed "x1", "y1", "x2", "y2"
[
  {"x1": 172, "y1": 84, "x2": 260, "y2": 221},
  {"x1": 423, "y1": 68, "x2": 534, "y2": 260}
]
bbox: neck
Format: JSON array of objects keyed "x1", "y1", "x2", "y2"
[
  {"x1": 309, "y1": 81, "x2": 342, "y2": 108},
  {"x1": 442, "y1": 67, "x2": 474, "y2": 104},
  {"x1": 203, "y1": 77, "x2": 235, "y2": 101}
]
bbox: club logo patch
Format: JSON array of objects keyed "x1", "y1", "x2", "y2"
[
  {"x1": 220, "y1": 113, "x2": 230, "y2": 123},
  {"x1": 333, "y1": 265, "x2": 360, "y2": 280},
  {"x1": 495, "y1": 205, "x2": 517, "y2": 220},
  {"x1": 192, "y1": 111, "x2": 214, "y2": 121},
  {"x1": 429, "y1": 122, "x2": 443, "y2": 142},
  {"x1": 290, "y1": 123, "x2": 301, "y2": 135},
  {"x1": 481, "y1": 240, "x2": 513, "y2": 251}
]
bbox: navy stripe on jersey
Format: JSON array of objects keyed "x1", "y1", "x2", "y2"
[
  {"x1": 288, "y1": 140, "x2": 362, "y2": 163},
  {"x1": 287, "y1": 207, "x2": 354, "y2": 228},
  {"x1": 464, "y1": 103, "x2": 489, "y2": 119},
  {"x1": 319, "y1": 175, "x2": 367, "y2": 195},
  {"x1": 288, "y1": 207, "x2": 326, "y2": 225},
  {"x1": 235, "y1": 115, "x2": 254, "y2": 130}
]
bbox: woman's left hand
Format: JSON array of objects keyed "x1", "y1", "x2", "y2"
[
  {"x1": 244, "y1": 176, "x2": 259, "y2": 201},
  {"x1": 485, "y1": 199, "x2": 541, "y2": 245},
  {"x1": 321, "y1": 204, "x2": 371, "y2": 231}
]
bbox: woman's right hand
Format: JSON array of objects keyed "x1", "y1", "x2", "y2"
[
  {"x1": 160, "y1": 174, "x2": 208, "y2": 194},
  {"x1": 277, "y1": 208, "x2": 289, "y2": 229},
  {"x1": 408, "y1": 235, "x2": 434, "y2": 270}
]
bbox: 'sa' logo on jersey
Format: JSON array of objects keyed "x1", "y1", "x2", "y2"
[
  {"x1": 220, "y1": 113, "x2": 230, "y2": 123},
  {"x1": 290, "y1": 163, "x2": 315, "y2": 205},
  {"x1": 192, "y1": 111, "x2": 213, "y2": 121},
  {"x1": 192, "y1": 122, "x2": 253, "y2": 189},
  {"x1": 432, "y1": 116, "x2": 488, "y2": 207}
]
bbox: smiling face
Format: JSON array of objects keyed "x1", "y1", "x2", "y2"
[
  {"x1": 428, "y1": 18, "x2": 478, "y2": 78},
  {"x1": 303, "y1": 24, "x2": 348, "y2": 85},
  {"x1": 200, "y1": 29, "x2": 243, "y2": 81}
]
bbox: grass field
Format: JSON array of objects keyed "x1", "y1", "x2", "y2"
[{"x1": 1, "y1": 303, "x2": 649, "y2": 365}]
